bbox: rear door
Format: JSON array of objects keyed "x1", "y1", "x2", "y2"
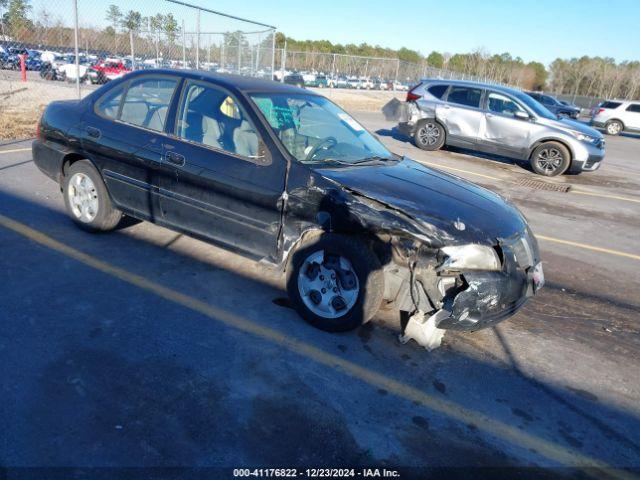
[
  {"x1": 82, "y1": 74, "x2": 179, "y2": 220},
  {"x1": 156, "y1": 79, "x2": 286, "y2": 259},
  {"x1": 438, "y1": 86, "x2": 484, "y2": 147},
  {"x1": 480, "y1": 90, "x2": 532, "y2": 158},
  {"x1": 624, "y1": 103, "x2": 640, "y2": 129}
]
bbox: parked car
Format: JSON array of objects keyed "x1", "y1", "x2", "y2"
[
  {"x1": 399, "y1": 79, "x2": 604, "y2": 176},
  {"x1": 305, "y1": 74, "x2": 329, "y2": 88},
  {"x1": 87, "y1": 59, "x2": 132, "y2": 84},
  {"x1": 283, "y1": 73, "x2": 305, "y2": 88},
  {"x1": 525, "y1": 92, "x2": 581, "y2": 119},
  {"x1": 32, "y1": 69, "x2": 543, "y2": 334},
  {"x1": 590, "y1": 100, "x2": 640, "y2": 136},
  {"x1": 4, "y1": 47, "x2": 30, "y2": 70}
]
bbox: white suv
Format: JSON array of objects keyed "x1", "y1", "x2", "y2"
[{"x1": 591, "y1": 100, "x2": 640, "y2": 136}]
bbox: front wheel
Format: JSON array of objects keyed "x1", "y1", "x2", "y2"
[
  {"x1": 287, "y1": 234, "x2": 384, "y2": 332},
  {"x1": 414, "y1": 121, "x2": 445, "y2": 151},
  {"x1": 530, "y1": 142, "x2": 571, "y2": 176},
  {"x1": 63, "y1": 160, "x2": 122, "y2": 232}
]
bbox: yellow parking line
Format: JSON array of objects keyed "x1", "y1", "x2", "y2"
[
  {"x1": 537, "y1": 235, "x2": 640, "y2": 261},
  {"x1": 571, "y1": 189, "x2": 640, "y2": 205},
  {"x1": 0, "y1": 213, "x2": 631, "y2": 480},
  {"x1": 0, "y1": 147, "x2": 31, "y2": 155}
]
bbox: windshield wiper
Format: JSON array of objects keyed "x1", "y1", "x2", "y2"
[{"x1": 350, "y1": 155, "x2": 398, "y2": 165}]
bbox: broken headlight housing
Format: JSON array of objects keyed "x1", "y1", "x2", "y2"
[{"x1": 439, "y1": 244, "x2": 501, "y2": 272}]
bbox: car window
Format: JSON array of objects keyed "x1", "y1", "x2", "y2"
[
  {"x1": 487, "y1": 92, "x2": 526, "y2": 116},
  {"x1": 119, "y1": 77, "x2": 177, "y2": 132},
  {"x1": 447, "y1": 87, "x2": 482, "y2": 108},
  {"x1": 541, "y1": 95, "x2": 555, "y2": 105},
  {"x1": 626, "y1": 104, "x2": 640, "y2": 113},
  {"x1": 177, "y1": 81, "x2": 260, "y2": 158},
  {"x1": 427, "y1": 84, "x2": 448, "y2": 99},
  {"x1": 96, "y1": 83, "x2": 126, "y2": 119},
  {"x1": 251, "y1": 92, "x2": 393, "y2": 165},
  {"x1": 601, "y1": 101, "x2": 622, "y2": 109}
]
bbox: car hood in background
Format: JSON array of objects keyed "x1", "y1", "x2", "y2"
[
  {"x1": 318, "y1": 158, "x2": 528, "y2": 245},
  {"x1": 540, "y1": 116, "x2": 602, "y2": 138}
]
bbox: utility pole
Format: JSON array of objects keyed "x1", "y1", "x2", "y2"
[
  {"x1": 270, "y1": 30, "x2": 276, "y2": 80},
  {"x1": 196, "y1": 8, "x2": 200, "y2": 69},
  {"x1": 72, "y1": 0, "x2": 80, "y2": 98},
  {"x1": 182, "y1": 20, "x2": 186, "y2": 68},
  {"x1": 280, "y1": 40, "x2": 286, "y2": 82}
]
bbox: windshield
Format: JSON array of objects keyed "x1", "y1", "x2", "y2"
[
  {"x1": 250, "y1": 93, "x2": 394, "y2": 165},
  {"x1": 513, "y1": 91, "x2": 557, "y2": 120}
]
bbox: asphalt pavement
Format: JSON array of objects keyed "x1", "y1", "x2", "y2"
[{"x1": 1, "y1": 113, "x2": 639, "y2": 479}]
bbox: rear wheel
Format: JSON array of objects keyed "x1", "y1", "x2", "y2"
[
  {"x1": 530, "y1": 142, "x2": 571, "y2": 177},
  {"x1": 287, "y1": 234, "x2": 384, "y2": 332},
  {"x1": 414, "y1": 120, "x2": 445, "y2": 151},
  {"x1": 63, "y1": 160, "x2": 122, "y2": 232},
  {"x1": 605, "y1": 120, "x2": 623, "y2": 136}
]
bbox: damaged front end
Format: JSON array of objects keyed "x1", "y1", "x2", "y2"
[{"x1": 382, "y1": 228, "x2": 543, "y2": 333}]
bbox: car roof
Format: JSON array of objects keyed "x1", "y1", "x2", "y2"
[
  {"x1": 420, "y1": 78, "x2": 525, "y2": 96},
  {"x1": 128, "y1": 68, "x2": 317, "y2": 95}
]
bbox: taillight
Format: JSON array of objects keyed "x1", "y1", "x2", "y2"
[
  {"x1": 406, "y1": 86, "x2": 421, "y2": 102},
  {"x1": 596, "y1": 108, "x2": 605, "y2": 115}
]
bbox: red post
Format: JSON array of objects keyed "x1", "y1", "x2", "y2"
[{"x1": 19, "y1": 54, "x2": 27, "y2": 82}]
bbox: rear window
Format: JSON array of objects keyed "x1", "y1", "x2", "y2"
[
  {"x1": 119, "y1": 77, "x2": 178, "y2": 132},
  {"x1": 447, "y1": 87, "x2": 482, "y2": 108},
  {"x1": 601, "y1": 101, "x2": 622, "y2": 109},
  {"x1": 427, "y1": 84, "x2": 448, "y2": 99},
  {"x1": 626, "y1": 104, "x2": 640, "y2": 113}
]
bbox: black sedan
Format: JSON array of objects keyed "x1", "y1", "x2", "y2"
[
  {"x1": 526, "y1": 92, "x2": 581, "y2": 119},
  {"x1": 32, "y1": 69, "x2": 543, "y2": 337}
]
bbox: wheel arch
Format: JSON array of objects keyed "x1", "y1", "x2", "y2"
[{"x1": 605, "y1": 118, "x2": 625, "y2": 129}]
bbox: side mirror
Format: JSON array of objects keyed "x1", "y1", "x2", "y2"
[{"x1": 514, "y1": 111, "x2": 531, "y2": 121}]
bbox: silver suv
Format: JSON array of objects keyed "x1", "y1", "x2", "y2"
[
  {"x1": 398, "y1": 79, "x2": 605, "y2": 176},
  {"x1": 590, "y1": 100, "x2": 640, "y2": 136}
]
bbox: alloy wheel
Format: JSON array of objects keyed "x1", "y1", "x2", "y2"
[
  {"x1": 68, "y1": 172, "x2": 99, "y2": 222},
  {"x1": 417, "y1": 123, "x2": 440, "y2": 146},
  {"x1": 536, "y1": 147, "x2": 564, "y2": 174}
]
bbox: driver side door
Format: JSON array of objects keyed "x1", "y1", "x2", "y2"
[
  {"x1": 156, "y1": 79, "x2": 286, "y2": 259},
  {"x1": 480, "y1": 91, "x2": 533, "y2": 158}
]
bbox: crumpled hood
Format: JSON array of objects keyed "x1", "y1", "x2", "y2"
[{"x1": 318, "y1": 158, "x2": 528, "y2": 245}]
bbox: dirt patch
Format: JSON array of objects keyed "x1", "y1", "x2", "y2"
[{"x1": 0, "y1": 77, "x2": 87, "y2": 140}]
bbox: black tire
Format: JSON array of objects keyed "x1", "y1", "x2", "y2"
[
  {"x1": 530, "y1": 141, "x2": 571, "y2": 177},
  {"x1": 286, "y1": 233, "x2": 384, "y2": 332},
  {"x1": 605, "y1": 120, "x2": 623, "y2": 136},
  {"x1": 414, "y1": 120, "x2": 446, "y2": 151},
  {"x1": 62, "y1": 160, "x2": 122, "y2": 232}
]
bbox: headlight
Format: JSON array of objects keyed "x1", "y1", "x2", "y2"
[
  {"x1": 569, "y1": 130, "x2": 598, "y2": 144},
  {"x1": 440, "y1": 244, "x2": 501, "y2": 271}
]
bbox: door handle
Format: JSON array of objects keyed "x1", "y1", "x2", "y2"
[
  {"x1": 86, "y1": 126, "x2": 101, "y2": 139},
  {"x1": 165, "y1": 151, "x2": 185, "y2": 167}
]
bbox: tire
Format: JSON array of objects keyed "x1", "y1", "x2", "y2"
[
  {"x1": 62, "y1": 160, "x2": 122, "y2": 232},
  {"x1": 286, "y1": 233, "x2": 384, "y2": 332},
  {"x1": 414, "y1": 120, "x2": 446, "y2": 151},
  {"x1": 530, "y1": 141, "x2": 571, "y2": 177},
  {"x1": 605, "y1": 120, "x2": 623, "y2": 136}
]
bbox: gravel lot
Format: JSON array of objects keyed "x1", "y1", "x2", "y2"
[{"x1": 1, "y1": 90, "x2": 639, "y2": 478}]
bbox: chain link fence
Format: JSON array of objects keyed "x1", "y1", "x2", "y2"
[
  {"x1": 0, "y1": 0, "x2": 276, "y2": 97},
  {"x1": 275, "y1": 49, "x2": 512, "y2": 89}
]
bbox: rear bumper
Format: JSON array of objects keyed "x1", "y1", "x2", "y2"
[
  {"x1": 398, "y1": 121, "x2": 416, "y2": 138},
  {"x1": 32, "y1": 139, "x2": 65, "y2": 183}
]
